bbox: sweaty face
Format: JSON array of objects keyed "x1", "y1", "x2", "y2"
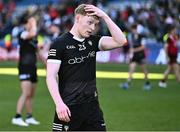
[{"x1": 77, "y1": 15, "x2": 99, "y2": 38}]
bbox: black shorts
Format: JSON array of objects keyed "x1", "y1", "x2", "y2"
[
  {"x1": 168, "y1": 55, "x2": 177, "y2": 64},
  {"x1": 130, "y1": 57, "x2": 146, "y2": 64},
  {"x1": 131, "y1": 53, "x2": 146, "y2": 64},
  {"x1": 18, "y1": 65, "x2": 38, "y2": 83},
  {"x1": 52, "y1": 100, "x2": 106, "y2": 131}
]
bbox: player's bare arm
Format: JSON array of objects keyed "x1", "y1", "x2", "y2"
[
  {"x1": 133, "y1": 45, "x2": 145, "y2": 53},
  {"x1": 84, "y1": 4, "x2": 127, "y2": 50},
  {"x1": 27, "y1": 17, "x2": 37, "y2": 38},
  {"x1": 46, "y1": 63, "x2": 71, "y2": 122},
  {"x1": 21, "y1": 17, "x2": 37, "y2": 40}
]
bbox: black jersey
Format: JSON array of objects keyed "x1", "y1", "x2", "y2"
[
  {"x1": 128, "y1": 33, "x2": 145, "y2": 59},
  {"x1": 18, "y1": 30, "x2": 38, "y2": 67},
  {"x1": 47, "y1": 32, "x2": 101, "y2": 105}
]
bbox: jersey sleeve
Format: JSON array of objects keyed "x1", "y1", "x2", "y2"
[
  {"x1": 20, "y1": 31, "x2": 29, "y2": 39},
  {"x1": 90, "y1": 35, "x2": 102, "y2": 52},
  {"x1": 47, "y1": 39, "x2": 64, "y2": 63}
]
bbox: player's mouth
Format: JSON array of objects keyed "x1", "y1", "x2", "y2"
[{"x1": 86, "y1": 31, "x2": 92, "y2": 35}]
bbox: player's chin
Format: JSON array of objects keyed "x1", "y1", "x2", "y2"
[{"x1": 83, "y1": 33, "x2": 91, "y2": 38}]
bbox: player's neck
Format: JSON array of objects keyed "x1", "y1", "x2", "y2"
[
  {"x1": 69, "y1": 26, "x2": 85, "y2": 42},
  {"x1": 70, "y1": 25, "x2": 84, "y2": 40}
]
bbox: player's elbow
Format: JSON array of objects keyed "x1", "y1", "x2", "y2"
[
  {"x1": 122, "y1": 38, "x2": 128, "y2": 46},
  {"x1": 117, "y1": 37, "x2": 127, "y2": 47}
]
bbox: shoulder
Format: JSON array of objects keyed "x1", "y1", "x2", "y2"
[
  {"x1": 88, "y1": 35, "x2": 102, "y2": 43},
  {"x1": 51, "y1": 32, "x2": 70, "y2": 48},
  {"x1": 53, "y1": 32, "x2": 69, "y2": 43}
]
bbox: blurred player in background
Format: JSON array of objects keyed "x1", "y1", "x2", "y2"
[
  {"x1": 11, "y1": 16, "x2": 40, "y2": 126},
  {"x1": 159, "y1": 25, "x2": 180, "y2": 88},
  {"x1": 38, "y1": 23, "x2": 61, "y2": 63},
  {"x1": 121, "y1": 24, "x2": 151, "y2": 90},
  {"x1": 46, "y1": 4, "x2": 127, "y2": 131}
]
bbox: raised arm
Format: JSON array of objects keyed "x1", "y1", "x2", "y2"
[
  {"x1": 21, "y1": 17, "x2": 37, "y2": 40},
  {"x1": 46, "y1": 62, "x2": 71, "y2": 122},
  {"x1": 84, "y1": 5, "x2": 127, "y2": 50}
]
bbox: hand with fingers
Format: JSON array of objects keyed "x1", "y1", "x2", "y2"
[
  {"x1": 56, "y1": 102, "x2": 71, "y2": 122},
  {"x1": 28, "y1": 17, "x2": 37, "y2": 26},
  {"x1": 84, "y1": 4, "x2": 108, "y2": 19}
]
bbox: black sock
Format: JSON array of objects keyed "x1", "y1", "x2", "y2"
[
  {"x1": 26, "y1": 113, "x2": 32, "y2": 119},
  {"x1": 162, "y1": 79, "x2": 166, "y2": 83},
  {"x1": 15, "y1": 114, "x2": 21, "y2": 118},
  {"x1": 145, "y1": 81, "x2": 150, "y2": 85}
]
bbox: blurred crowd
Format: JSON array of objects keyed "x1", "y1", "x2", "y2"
[{"x1": 0, "y1": 0, "x2": 180, "y2": 61}]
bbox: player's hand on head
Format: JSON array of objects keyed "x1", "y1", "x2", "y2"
[
  {"x1": 28, "y1": 17, "x2": 37, "y2": 26},
  {"x1": 84, "y1": 4, "x2": 107, "y2": 19},
  {"x1": 56, "y1": 102, "x2": 71, "y2": 122}
]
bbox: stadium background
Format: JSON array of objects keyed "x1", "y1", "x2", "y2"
[{"x1": 0, "y1": 0, "x2": 180, "y2": 131}]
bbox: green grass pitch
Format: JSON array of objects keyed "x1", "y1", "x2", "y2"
[{"x1": 0, "y1": 61, "x2": 180, "y2": 131}]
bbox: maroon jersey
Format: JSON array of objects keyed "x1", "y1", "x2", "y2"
[{"x1": 167, "y1": 35, "x2": 178, "y2": 57}]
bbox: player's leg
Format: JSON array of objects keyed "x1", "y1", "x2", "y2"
[
  {"x1": 17, "y1": 81, "x2": 32, "y2": 114},
  {"x1": 25, "y1": 83, "x2": 35, "y2": 116},
  {"x1": 25, "y1": 71, "x2": 37, "y2": 115},
  {"x1": 25, "y1": 70, "x2": 40, "y2": 125},
  {"x1": 140, "y1": 63, "x2": 148, "y2": 80},
  {"x1": 12, "y1": 80, "x2": 31, "y2": 126},
  {"x1": 121, "y1": 62, "x2": 136, "y2": 89},
  {"x1": 128, "y1": 62, "x2": 137, "y2": 81},
  {"x1": 159, "y1": 64, "x2": 172, "y2": 88},
  {"x1": 172, "y1": 63, "x2": 180, "y2": 82},
  {"x1": 140, "y1": 63, "x2": 151, "y2": 90}
]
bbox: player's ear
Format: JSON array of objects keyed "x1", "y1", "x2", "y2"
[{"x1": 75, "y1": 14, "x2": 81, "y2": 23}]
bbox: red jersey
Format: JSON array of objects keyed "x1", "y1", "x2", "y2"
[{"x1": 167, "y1": 35, "x2": 178, "y2": 57}]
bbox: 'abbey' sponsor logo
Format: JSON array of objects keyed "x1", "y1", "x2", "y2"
[{"x1": 68, "y1": 51, "x2": 95, "y2": 64}]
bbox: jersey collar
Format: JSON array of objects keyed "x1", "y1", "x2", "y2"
[
  {"x1": 73, "y1": 36, "x2": 85, "y2": 42},
  {"x1": 68, "y1": 32, "x2": 85, "y2": 42}
]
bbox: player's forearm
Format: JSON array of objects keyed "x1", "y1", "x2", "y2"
[
  {"x1": 28, "y1": 26, "x2": 37, "y2": 38},
  {"x1": 103, "y1": 15, "x2": 127, "y2": 45},
  {"x1": 46, "y1": 76, "x2": 64, "y2": 107},
  {"x1": 28, "y1": 17, "x2": 37, "y2": 38},
  {"x1": 133, "y1": 46, "x2": 144, "y2": 52}
]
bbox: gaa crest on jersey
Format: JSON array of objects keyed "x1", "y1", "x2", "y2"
[
  {"x1": 48, "y1": 49, "x2": 56, "y2": 56},
  {"x1": 88, "y1": 40, "x2": 92, "y2": 46},
  {"x1": 64, "y1": 125, "x2": 69, "y2": 131},
  {"x1": 78, "y1": 44, "x2": 86, "y2": 51}
]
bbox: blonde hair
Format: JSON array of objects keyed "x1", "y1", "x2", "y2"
[{"x1": 74, "y1": 4, "x2": 99, "y2": 20}]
